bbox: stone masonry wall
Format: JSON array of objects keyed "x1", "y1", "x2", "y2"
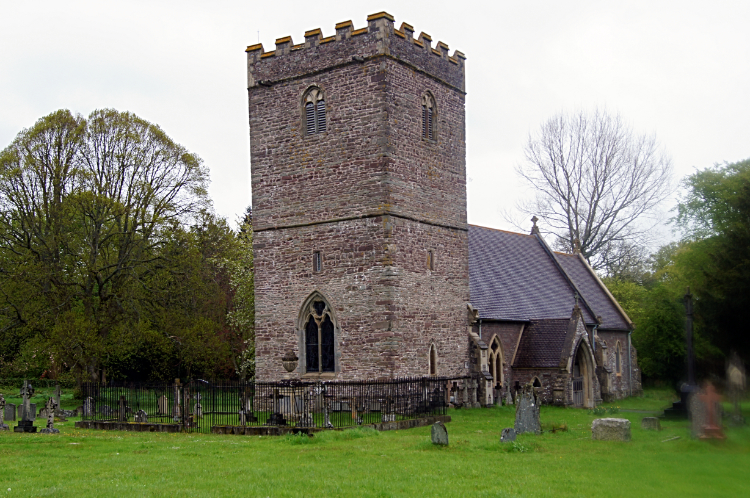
[
  {"x1": 248, "y1": 13, "x2": 469, "y2": 381},
  {"x1": 598, "y1": 330, "x2": 642, "y2": 399}
]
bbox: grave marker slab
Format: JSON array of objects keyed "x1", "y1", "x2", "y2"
[
  {"x1": 500, "y1": 428, "x2": 516, "y2": 443},
  {"x1": 641, "y1": 417, "x2": 661, "y2": 431},
  {"x1": 514, "y1": 384, "x2": 541, "y2": 435},
  {"x1": 592, "y1": 418, "x2": 631, "y2": 441},
  {"x1": 431, "y1": 421, "x2": 448, "y2": 445},
  {"x1": 4, "y1": 402, "x2": 15, "y2": 422}
]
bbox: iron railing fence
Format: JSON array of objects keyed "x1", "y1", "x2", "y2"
[{"x1": 80, "y1": 376, "x2": 470, "y2": 433}]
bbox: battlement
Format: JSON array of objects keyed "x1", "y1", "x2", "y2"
[{"x1": 246, "y1": 11, "x2": 466, "y2": 92}]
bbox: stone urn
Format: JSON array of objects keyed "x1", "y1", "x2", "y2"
[{"x1": 282, "y1": 351, "x2": 298, "y2": 373}]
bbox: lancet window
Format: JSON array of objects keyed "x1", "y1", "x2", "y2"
[{"x1": 421, "y1": 93, "x2": 436, "y2": 141}]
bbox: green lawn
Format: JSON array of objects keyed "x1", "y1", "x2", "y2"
[{"x1": 1, "y1": 391, "x2": 749, "y2": 497}]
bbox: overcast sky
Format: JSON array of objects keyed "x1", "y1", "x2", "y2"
[{"x1": 2, "y1": 1, "x2": 748, "y2": 243}]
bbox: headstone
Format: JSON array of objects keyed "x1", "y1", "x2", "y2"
[
  {"x1": 697, "y1": 382, "x2": 725, "y2": 440},
  {"x1": 157, "y1": 395, "x2": 169, "y2": 415},
  {"x1": 118, "y1": 396, "x2": 128, "y2": 422},
  {"x1": 54, "y1": 384, "x2": 61, "y2": 407},
  {"x1": 83, "y1": 397, "x2": 95, "y2": 417},
  {"x1": 4, "y1": 402, "x2": 15, "y2": 422},
  {"x1": 134, "y1": 409, "x2": 148, "y2": 423},
  {"x1": 688, "y1": 391, "x2": 707, "y2": 439},
  {"x1": 500, "y1": 427, "x2": 516, "y2": 443},
  {"x1": 14, "y1": 380, "x2": 37, "y2": 433},
  {"x1": 505, "y1": 390, "x2": 514, "y2": 406},
  {"x1": 727, "y1": 353, "x2": 746, "y2": 426},
  {"x1": 39, "y1": 397, "x2": 60, "y2": 434},
  {"x1": 0, "y1": 394, "x2": 8, "y2": 430},
  {"x1": 641, "y1": 417, "x2": 661, "y2": 431},
  {"x1": 591, "y1": 418, "x2": 631, "y2": 441},
  {"x1": 514, "y1": 384, "x2": 541, "y2": 435},
  {"x1": 431, "y1": 421, "x2": 448, "y2": 445}
]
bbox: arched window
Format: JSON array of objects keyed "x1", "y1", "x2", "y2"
[
  {"x1": 532, "y1": 377, "x2": 542, "y2": 388},
  {"x1": 421, "y1": 93, "x2": 436, "y2": 141},
  {"x1": 302, "y1": 297, "x2": 335, "y2": 373},
  {"x1": 615, "y1": 341, "x2": 622, "y2": 375},
  {"x1": 303, "y1": 86, "x2": 326, "y2": 135},
  {"x1": 428, "y1": 344, "x2": 438, "y2": 376},
  {"x1": 489, "y1": 336, "x2": 503, "y2": 389}
]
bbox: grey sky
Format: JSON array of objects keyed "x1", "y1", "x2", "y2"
[{"x1": 2, "y1": 1, "x2": 748, "y2": 241}]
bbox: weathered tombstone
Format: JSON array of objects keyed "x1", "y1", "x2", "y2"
[
  {"x1": 641, "y1": 417, "x2": 661, "y2": 431},
  {"x1": 134, "y1": 409, "x2": 148, "y2": 423},
  {"x1": 431, "y1": 421, "x2": 448, "y2": 445},
  {"x1": 591, "y1": 418, "x2": 631, "y2": 441},
  {"x1": 172, "y1": 380, "x2": 182, "y2": 421},
  {"x1": 118, "y1": 396, "x2": 128, "y2": 422},
  {"x1": 461, "y1": 381, "x2": 469, "y2": 407},
  {"x1": 697, "y1": 382, "x2": 725, "y2": 440},
  {"x1": 514, "y1": 384, "x2": 541, "y2": 435},
  {"x1": 689, "y1": 388, "x2": 708, "y2": 439},
  {"x1": 39, "y1": 397, "x2": 60, "y2": 434},
  {"x1": 505, "y1": 390, "x2": 514, "y2": 406},
  {"x1": 727, "y1": 352, "x2": 746, "y2": 426},
  {"x1": 14, "y1": 380, "x2": 37, "y2": 433},
  {"x1": 194, "y1": 392, "x2": 203, "y2": 419},
  {"x1": 5, "y1": 402, "x2": 16, "y2": 422},
  {"x1": 500, "y1": 427, "x2": 516, "y2": 443},
  {"x1": 83, "y1": 397, "x2": 95, "y2": 417},
  {"x1": 157, "y1": 395, "x2": 169, "y2": 415},
  {"x1": 0, "y1": 394, "x2": 8, "y2": 430}
]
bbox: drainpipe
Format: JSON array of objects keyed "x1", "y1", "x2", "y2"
[{"x1": 628, "y1": 330, "x2": 633, "y2": 397}]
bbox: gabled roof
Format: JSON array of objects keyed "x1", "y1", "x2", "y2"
[
  {"x1": 512, "y1": 319, "x2": 571, "y2": 368},
  {"x1": 468, "y1": 224, "x2": 631, "y2": 331},
  {"x1": 554, "y1": 252, "x2": 631, "y2": 330}
]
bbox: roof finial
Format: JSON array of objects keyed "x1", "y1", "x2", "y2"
[{"x1": 530, "y1": 216, "x2": 540, "y2": 235}]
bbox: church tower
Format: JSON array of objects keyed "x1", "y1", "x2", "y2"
[{"x1": 247, "y1": 12, "x2": 469, "y2": 381}]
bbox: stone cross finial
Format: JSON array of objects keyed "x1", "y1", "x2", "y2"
[{"x1": 530, "y1": 216, "x2": 539, "y2": 235}]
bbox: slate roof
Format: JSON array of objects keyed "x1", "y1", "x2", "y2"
[
  {"x1": 555, "y1": 252, "x2": 630, "y2": 330},
  {"x1": 512, "y1": 319, "x2": 571, "y2": 368},
  {"x1": 468, "y1": 225, "x2": 630, "y2": 330}
]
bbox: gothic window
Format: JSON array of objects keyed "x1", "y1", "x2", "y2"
[
  {"x1": 303, "y1": 298, "x2": 335, "y2": 373},
  {"x1": 427, "y1": 250, "x2": 434, "y2": 270},
  {"x1": 489, "y1": 336, "x2": 503, "y2": 389},
  {"x1": 303, "y1": 86, "x2": 326, "y2": 135},
  {"x1": 615, "y1": 341, "x2": 622, "y2": 375},
  {"x1": 428, "y1": 344, "x2": 438, "y2": 376},
  {"x1": 421, "y1": 93, "x2": 436, "y2": 141}
]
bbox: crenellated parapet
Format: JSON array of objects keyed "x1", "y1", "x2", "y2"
[{"x1": 246, "y1": 11, "x2": 466, "y2": 92}]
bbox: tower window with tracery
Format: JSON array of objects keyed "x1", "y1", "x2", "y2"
[
  {"x1": 303, "y1": 299, "x2": 335, "y2": 373},
  {"x1": 303, "y1": 87, "x2": 326, "y2": 135},
  {"x1": 421, "y1": 93, "x2": 436, "y2": 141}
]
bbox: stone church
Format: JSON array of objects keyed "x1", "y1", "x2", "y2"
[{"x1": 246, "y1": 12, "x2": 641, "y2": 408}]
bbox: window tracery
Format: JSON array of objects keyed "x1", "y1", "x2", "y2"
[
  {"x1": 303, "y1": 87, "x2": 326, "y2": 135},
  {"x1": 421, "y1": 93, "x2": 436, "y2": 141},
  {"x1": 302, "y1": 297, "x2": 335, "y2": 373}
]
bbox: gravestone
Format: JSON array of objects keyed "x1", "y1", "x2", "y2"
[
  {"x1": 39, "y1": 397, "x2": 60, "y2": 434},
  {"x1": 14, "y1": 380, "x2": 37, "y2": 433},
  {"x1": 134, "y1": 409, "x2": 148, "y2": 423},
  {"x1": 157, "y1": 395, "x2": 169, "y2": 415},
  {"x1": 592, "y1": 418, "x2": 631, "y2": 441},
  {"x1": 500, "y1": 427, "x2": 516, "y2": 443},
  {"x1": 0, "y1": 394, "x2": 8, "y2": 430},
  {"x1": 83, "y1": 397, "x2": 95, "y2": 417},
  {"x1": 118, "y1": 396, "x2": 128, "y2": 422},
  {"x1": 727, "y1": 353, "x2": 746, "y2": 426},
  {"x1": 431, "y1": 421, "x2": 448, "y2": 445},
  {"x1": 514, "y1": 384, "x2": 541, "y2": 435},
  {"x1": 688, "y1": 390, "x2": 708, "y2": 439},
  {"x1": 697, "y1": 382, "x2": 725, "y2": 440},
  {"x1": 505, "y1": 390, "x2": 514, "y2": 406},
  {"x1": 641, "y1": 417, "x2": 661, "y2": 431},
  {"x1": 54, "y1": 384, "x2": 61, "y2": 407},
  {"x1": 4, "y1": 402, "x2": 15, "y2": 422}
]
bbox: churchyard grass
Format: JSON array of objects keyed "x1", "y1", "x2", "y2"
[{"x1": 1, "y1": 389, "x2": 748, "y2": 497}]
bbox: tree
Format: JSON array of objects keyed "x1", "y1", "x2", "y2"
[
  {"x1": 0, "y1": 109, "x2": 209, "y2": 381},
  {"x1": 516, "y1": 109, "x2": 673, "y2": 276}
]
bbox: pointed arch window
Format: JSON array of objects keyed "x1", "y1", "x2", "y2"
[
  {"x1": 489, "y1": 337, "x2": 503, "y2": 389},
  {"x1": 303, "y1": 86, "x2": 326, "y2": 135},
  {"x1": 421, "y1": 93, "x2": 436, "y2": 141},
  {"x1": 428, "y1": 344, "x2": 438, "y2": 376},
  {"x1": 302, "y1": 298, "x2": 335, "y2": 373},
  {"x1": 615, "y1": 341, "x2": 622, "y2": 375}
]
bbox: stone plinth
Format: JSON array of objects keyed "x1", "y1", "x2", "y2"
[{"x1": 592, "y1": 418, "x2": 631, "y2": 441}]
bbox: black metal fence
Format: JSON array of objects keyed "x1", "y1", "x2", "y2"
[{"x1": 80, "y1": 376, "x2": 468, "y2": 433}]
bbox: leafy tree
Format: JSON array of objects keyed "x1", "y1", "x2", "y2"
[
  {"x1": 0, "y1": 109, "x2": 209, "y2": 381},
  {"x1": 516, "y1": 109, "x2": 673, "y2": 276}
]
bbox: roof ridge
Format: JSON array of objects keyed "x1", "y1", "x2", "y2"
[{"x1": 469, "y1": 224, "x2": 533, "y2": 237}]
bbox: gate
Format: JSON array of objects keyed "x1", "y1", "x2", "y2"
[{"x1": 572, "y1": 377, "x2": 583, "y2": 407}]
